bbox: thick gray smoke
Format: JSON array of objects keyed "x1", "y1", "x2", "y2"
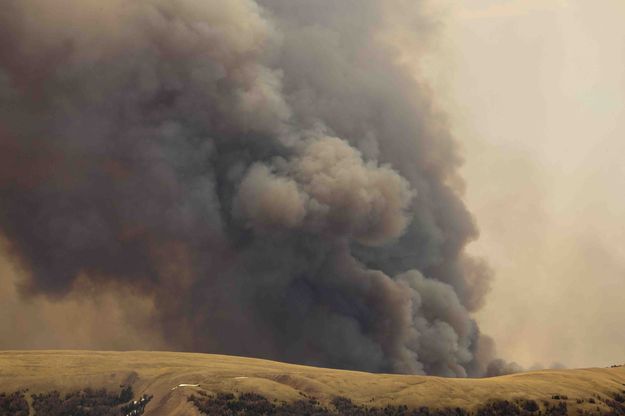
[{"x1": 0, "y1": 0, "x2": 504, "y2": 376}]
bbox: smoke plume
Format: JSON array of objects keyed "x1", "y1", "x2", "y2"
[{"x1": 0, "y1": 0, "x2": 502, "y2": 376}]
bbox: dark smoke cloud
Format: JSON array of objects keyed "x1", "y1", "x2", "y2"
[{"x1": 0, "y1": 0, "x2": 505, "y2": 376}]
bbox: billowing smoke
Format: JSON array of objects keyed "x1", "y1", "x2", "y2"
[{"x1": 0, "y1": 0, "x2": 503, "y2": 376}]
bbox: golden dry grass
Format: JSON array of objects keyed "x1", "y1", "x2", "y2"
[{"x1": 0, "y1": 350, "x2": 624, "y2": 415}]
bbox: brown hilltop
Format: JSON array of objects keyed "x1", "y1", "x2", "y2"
[{"x1": 0, "y1": 350, "x2": 624, "y2": 415}]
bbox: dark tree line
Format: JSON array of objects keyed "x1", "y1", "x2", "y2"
[
  {"x1": 188, "y1": 390, "x2": 625, "y2": 416},
  {"x1": 0, "y1": 391, "x2": 29, "y2": 416},
  {"x1": 0, "y1": 385, "x2": 151, "y2": 416}
]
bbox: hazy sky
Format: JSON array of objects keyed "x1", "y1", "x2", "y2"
[{"x1": 442, "y1": 0, "x2": 625, "y2": 369}]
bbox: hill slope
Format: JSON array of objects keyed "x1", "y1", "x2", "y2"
[{"x1": 0, "y1": 351, "x2": 624, "y2": 415}]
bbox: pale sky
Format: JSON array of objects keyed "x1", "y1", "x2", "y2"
[{"x1": 443, "y1": 0, "x2": 625, "y2": 369}]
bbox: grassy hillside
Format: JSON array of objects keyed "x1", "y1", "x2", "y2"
[{"x1": 0, "y1": 351, "x2": 624, "y2": 415}]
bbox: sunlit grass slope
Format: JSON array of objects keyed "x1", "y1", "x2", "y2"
[{"x1": 0, "y1": 351, "x2": 623, "y2": 415}]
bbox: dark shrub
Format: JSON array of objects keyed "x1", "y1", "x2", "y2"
[
  {"x1": 0, "y1": 391, "x2": 29, "y2": 416},
  {"x1": 544, "y1": 401, "x2": 567, "y2": 416},
  {"x1": 521, "y1": 400, "x2": 539, "y2": 412}
]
